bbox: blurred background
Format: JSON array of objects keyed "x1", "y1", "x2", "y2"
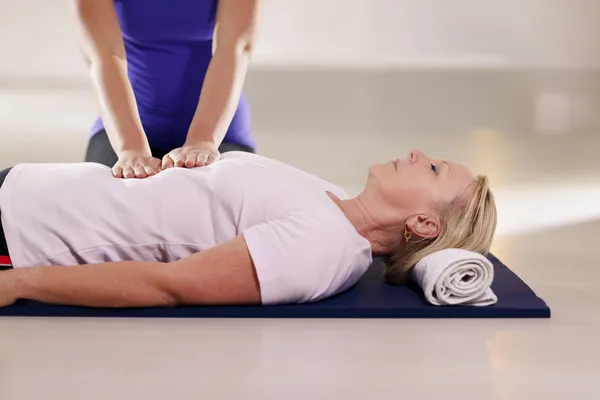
[
  {"x1": 1, "y1": 0, "x2": 600, "y2": 236},
  {"x1": 1, "y1": 0, "x2": 599, "y2": 398}
]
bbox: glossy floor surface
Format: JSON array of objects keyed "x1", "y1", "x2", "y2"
[{"x1": 1, "y1": 69, "x2": 599, "y2": 399}]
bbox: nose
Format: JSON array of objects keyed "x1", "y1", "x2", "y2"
[{"x1": 409, "y1": 149, "x2": 425, "y2": 163}]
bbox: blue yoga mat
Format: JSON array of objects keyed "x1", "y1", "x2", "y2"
[{"x1": 0, "y1": 253, "x2": 550, "y2": 318}]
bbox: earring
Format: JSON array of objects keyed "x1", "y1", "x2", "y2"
[{"x1": 404, "y1": 229, "x2": 412, "y2": 242}]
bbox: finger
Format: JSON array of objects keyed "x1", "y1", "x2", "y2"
[
  {"x1": 173, "y1": 154, "x2": 186, "y2": 168},
  {"x1": 122, "y1": 166, "x2": 136, "y2": 179},
  {"x1": 144, "y1": 165, "x2": 158, "y2": 176},
  {"x1": 205, "y1": 152, "x2": 219, "y2": 166},
  {"x1": 112, "y1": 165, "x2": 124, "y2": 178},
  {"x1": 133, "y1": 165, "x2": 148, "y2": 178},
  {"x1": 196, "y1": 153, "x2": 209, "y2": 167},
  {"x1": 185, "y1": 154, "x2": 198, "y2": 168},
  {"x1": 162, "y1": 155, "x2": 175, "y2": 170}
]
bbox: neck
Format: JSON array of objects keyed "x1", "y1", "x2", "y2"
[{"x1": 327, "y1": 192, "x2": 402, "y2": 255}]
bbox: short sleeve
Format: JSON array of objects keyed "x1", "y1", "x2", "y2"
[{"x1": 242, "y1": 211, "x2": 372, "y2": 305}]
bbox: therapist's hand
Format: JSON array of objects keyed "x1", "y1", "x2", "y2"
[
  {"x1": 113, "y1": 151, "x2": 163, "y2": 179},
  {"x1": 162, "y1": 142, "x2": 221, "y2": 170}
]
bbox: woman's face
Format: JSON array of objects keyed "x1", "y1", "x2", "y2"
[{"x1": 364, "y1": 149, "x2": 476, "y2": 238}]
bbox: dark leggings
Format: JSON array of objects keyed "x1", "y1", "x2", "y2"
[
  {"x1": 84, "y1": 129, "x2": 255, "y2": 166},
  {"x1": 0, "y1": 167, "x2": 12, "y2": 270}
]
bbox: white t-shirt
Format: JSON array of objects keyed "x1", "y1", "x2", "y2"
[{"x1": 0, "y1": 152, "x2": 372, "y2": 305}]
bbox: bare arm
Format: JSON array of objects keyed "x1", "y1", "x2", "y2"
[
  {"x1": 185, "y1": 0, "x2": 261, "y2": 147},
  {"x1": 71, "y1": 0, "x2": 151, "y2": 157},
  {"x1": 7, "y1": 236, "x2": 261, "y2": 308}
]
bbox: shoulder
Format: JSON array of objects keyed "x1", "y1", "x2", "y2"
[{"x1": 242, "y1": 207, "x2": 373, "y2": 305}]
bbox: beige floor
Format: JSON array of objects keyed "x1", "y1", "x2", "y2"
[{"x1": 0, "y1": 70, "x2": 599, "y2": 399}]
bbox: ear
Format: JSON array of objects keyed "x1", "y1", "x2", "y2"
[{"x1": 405, "y1": 214, "x2": 441, "y2": 240}]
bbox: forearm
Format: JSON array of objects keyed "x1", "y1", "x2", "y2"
[
  {"x1": 11, "y1": 261, "x2": 177, "y2": 308},
  {"x1": 185, "y1": 47, "x2": 251, "y2": 146},
  {"x1": 89, "y1": 57, "x2": 151, "y2": 155}
]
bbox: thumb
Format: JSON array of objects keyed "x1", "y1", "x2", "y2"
[{"x1": 162, "y1": 154, "x2": 175, "y2": 170}]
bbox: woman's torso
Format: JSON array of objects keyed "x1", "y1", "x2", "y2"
[
  {"x1": 0, "y1": 153, "x2": 373, "y2": 304},
  {"x1": 91, "y1": 0, "x2": 255, "y2": 150},
  {"x1": 0, "y1": 153, "x2": 352, "y2": 265}
]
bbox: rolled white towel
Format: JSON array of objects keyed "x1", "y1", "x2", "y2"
[{"x1": 410, "y1": 248, "x2": 498, "y2": 306}]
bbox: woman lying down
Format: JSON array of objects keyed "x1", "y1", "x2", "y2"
[{"x1": 0, "y1": 150, "x2": 497, "y2": 308}]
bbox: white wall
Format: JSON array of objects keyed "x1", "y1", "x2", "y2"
[
  {"x1": 256, "y1": 0, "x2": 600, "y2": 69},
  {"x1": 0, "y1": 0, "x2": 599, "y2": 84}
]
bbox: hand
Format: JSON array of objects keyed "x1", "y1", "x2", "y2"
[
  {"x1": 0, "y1": 271, "x2": 18, "y2": 308},
  {"x1": 112, "y1": 151, "x2": 163, "y2": 179},
  {"x1": 162, "y1": 142, "x2": 221, "y2": 170}
]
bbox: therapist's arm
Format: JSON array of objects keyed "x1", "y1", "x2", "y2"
[
  {"x1": 72, "y1": 0, "x2": 154, "y2": 165},
  {"x1": 4, "y1": 236, "x2": 261, "y2": 308},
  {"x1": 185, "y1": 0, "x2": 261, "y2": 147}
]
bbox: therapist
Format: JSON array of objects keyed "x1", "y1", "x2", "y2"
[{"x1": 73, "y1": 0, "x2": 260, "y2": 179}]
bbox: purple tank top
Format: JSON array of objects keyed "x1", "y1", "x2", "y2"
[{"x1": 90, "y1": 0, "x2": 255, "y2": 150}]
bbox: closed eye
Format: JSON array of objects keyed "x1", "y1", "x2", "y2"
[{"x1": 431, "y1": 163, "x2": 437, "y2": 174}]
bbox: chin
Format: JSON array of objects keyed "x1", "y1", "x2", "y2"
[
  {"x1": 368, "y1": 162, "x2": 390, "y2": 177},
  {"x1": 367, "y1": 164, "x2": 380, "y2": 178}
]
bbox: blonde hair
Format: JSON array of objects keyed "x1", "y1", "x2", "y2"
[{"x1": 382, "y1": 175, "x2": 497, "y2": 285}]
